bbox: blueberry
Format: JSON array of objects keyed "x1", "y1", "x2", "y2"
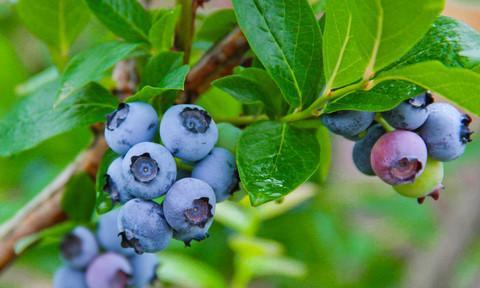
[
  {"x1": 163, "y1": 178, "x2": 216, "y2": 246},
  {"x1": 122, "y1": 142, "x2": 176, "y2": 199},
  {"x1": 129, "y1": 253, "x2": 159, "y2": 288},
  {"x1": 118, "y1": 199, "x2": 172, "y2": 254},
  {"x1": 53, "y1": 266, "x2": 87, "y2": 288},
  {"x1": 60, "y1": 226, "x2": 99, "y2": 269},
  {"x1": 394, "y1": 158, "x2": 444, "y2": 204},
  {"x1": 216, "y1": 123, "x2": 242, "y2": 154},
  {"x1": 418, "y1": 103, "x2": 473, "y2": 161},
  {"x1": 160, "y1": 105, "x2": 218, "y2": 161},
  {"x1": 192, "y1": 148, "x2": 238, "y2": 202},
  {"x1": 371, "y1": 130, "x2": 428, "y2": 185},
  {"x1": 320, "y1": 110, "x2": 375, "y2": 138},
  {"x1": 105, "y1": 102, "x2": 159, "y2": 155},
  {"x1": 352, "y1": 124, "x2": 386, "y2": 176},
  {"x1": 382, "y1": 92, "x2": 433, "y2": 130},
  {"x1": 104, "y1": 158, "x2": 132, "y2": 204},
  {"x1": 85, "y1": 252, "x2": 132, "y2": 288},
  {"x1": 97, "y1": 210, "x2": 136, "y2": 256}
]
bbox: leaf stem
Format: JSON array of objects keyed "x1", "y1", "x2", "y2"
[
  {"x1": 375, "y1": 113, "x2": 395, "y2": 132},
  {"x1": 215, "y1": 115, "x2": 268, "y2": 126}
]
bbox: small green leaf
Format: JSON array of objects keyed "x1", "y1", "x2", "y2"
[
  {"x1": 0, "y1": 81, "x2": 118, "y2": 156},
  {"x1": 237, "y1": 121, "x2": 320, "y2": 206},
  {"x1": 149, "y1": 7, "x2": 180, "y2": 52},
  {"x1": 325, "y1": 81, "x2": 424, "y2": 113},
  {"x1": 232, "y1": 0, "x2": 323, "y2": 108},
  {"x1": 196, "y1": 87, "x2": 243, "y2": 119},
  {"x1": 85, "y1": 0, "x2": 151, "y2": 42},
  {"x1": 158, "y1": 252, "x2": 226, "y2": 288},
  {"x1": 195, "y1": 9, "x2": 237, "y2": 43},
  {"x1": 62, "y1": 173, "x2": 96, "y2": 222},
  {"x1": 17, "y1": 0, "x2": 90, "y2": 53},
  {"x1": 391, "y1": 16, "x2": 480, "y2": 70},
  {"x1": 374, "y1": 61, "x2": 480, "y2": 116},
  {"x1": 213, "y1": 68, "x2": 287, "y2": 118},
  {"x1": 126, "y1": 51, "x2": 189, "y2": 102},
  {"x1": 57, "y1": 41, "x2": 141, "y2": 103},
  {"x1": 95, "y1": 149, "x2": 118, "y2": 214}
]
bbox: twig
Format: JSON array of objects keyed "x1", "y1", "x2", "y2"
[{"x1": 182, "y1": 27, "x2": 249, "y2": 103}]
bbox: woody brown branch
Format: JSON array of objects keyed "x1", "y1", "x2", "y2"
[{"x1": 0, "y1": 26, "x2": 249, "y2": 272}]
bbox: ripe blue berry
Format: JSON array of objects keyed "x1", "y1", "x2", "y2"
[
  {"x1": 352, "y1": 124, "x2": 385, "y2": 176},
  {"x1": 53, "y1": 266, "x2": 87, "y2": 288},
  {"x1": 129, "y1": 253, "x2": 159, "y2": 288},
  {"x1": 371, "y1": 130, "x2": 428, "y2": 185},
  {"x1": 320, "y1": 110, "x2": 375, "y2": 138},
  {"x1": 163, "y1": 178, "x2": 216, "y2": 246},
  {"x1": 418, "y1": 103, "x2": 472, "y2": 161},
  {"x1": 118, "y1": 199, "x2": 172, "y2": 254},
  {"x1": 394, "y1": 158, "x2": 444, "y2": 204},
  {"x1": 160, "y1": 105, "x2": 218, "y2": 161},
  {"x1": 105, "y1": 102, "x2": 159, "y2": 155},
  {"x1": 192, "y1": 148, "x2": 238, "y2": 202},
  {"x1": 86, "y1": 252, "x2": 132, "y2": 288},
  {"x1": 97, "y1": 210, "x2": 136, "y2": 256},
  {"x1": 216, "y1": 123, "x2": 242, "y2": 153},
  {"x1": 382, "y1": 92, "x2": 433, "y2": 130},
  {"x1": 60, "y1": 226, "x2": 99, "y2": 269},
  {"x1": 122, "y1": 142, "x2": 176, "y2": 199},
  {"x1": 104, "y1": 158, "x2": 132, "y2": 204}
]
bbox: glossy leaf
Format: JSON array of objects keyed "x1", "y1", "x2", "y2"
[
  {"x1": 85, "y1": 0, "x2": 151, "y2": 42},
  {"x1": 62, "y1": 173, "x2": 96, "y2": 222},
  {"x1": 0, "y1": 81, "x2": 118, "y2": 156},
  {"x1": 196, "y1": 9, "x2": 237, "y2": 43},
  {"x1": 149, "y1": 7, "x2": 180, "y2": 52},
  {"x1": 213, "y1": 68, "x2": 287, "y2": 118},
  {"x1": 391, "y1": 16, "x2": 480, "y2": 70},
  {"x1": 237, "y1": 121, "x2": 321, "y2": 206},
  {"x1": 325, "y1": 81, "x2": 424, "y2": 113},
  {"x1": 126, "y1": 51, "x2": 189, "y2": 102},
  {"x1": 232, "y1": 0, "x2": 323, "y2": 108},
  {"x1": 17, "y1": 0, "x2": 90, "y2": 53},
  {"x1": 374, "y1": 61, "x2": 480, "y2": 116},
  {"x1": 57, "y1": 41, "x2": 141, "y2": 103}
]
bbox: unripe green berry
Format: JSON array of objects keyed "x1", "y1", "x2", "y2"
[
  {"x1": 393, "y1": 157, "x2": 444, "y2": 200},
  {"x1": 216, "y1": 123, "x2": 242, "y2": 154}
]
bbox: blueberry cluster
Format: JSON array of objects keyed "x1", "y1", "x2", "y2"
[
  {"x1": 54, "y1": 212, "x2": 158, "y2": 288},
  {"x1": 103, "y1": 102, "x2": 238, "y2": 253},
  {"x1": 321, "y1": 93, "x2": 473, "y2": 203}
]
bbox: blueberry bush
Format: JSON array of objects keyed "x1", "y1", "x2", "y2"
[{"x1": 0, "y1": 0, "x2": 479, "y2": 287}]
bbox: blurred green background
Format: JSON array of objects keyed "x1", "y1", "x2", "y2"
[{"x1": 0, "y1": 0, "x2": 479, "y2": 287}]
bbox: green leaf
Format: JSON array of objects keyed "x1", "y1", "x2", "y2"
[
  {"x1": 62, "y1": 173, "x2": 96, "y2": 222},
  {"x1": 85, "y1": 0, "x2": 151, "y2": 42},
  {"x1": 244, "y1": 256, "x2": 307, "y2": 278},
  {"x1": 196, "y1": 88, "x2": 243, "y2": 119},
  {"x1": 16, "y1": 67, "x2": 59, "y2": 96},
  {"x1": 195, "y1": 9, "x2": 237, "y2": 43},
  {"x1": 213, "y1": 68, "x2": 287, "y2": 118},
  {"x1": 232, "y1": 0, "x2": 323, "y2": 108},
  {"x1": 126, "y1": 51, "x2": 189, "y2": 102},
  {"x1": 17, "y1": 0, "x2": 90, "y2": 53},
  {"x1": 215, "y1": 123, "x2": 242, "y2": 154},
  {"x1": 323, "y1": 0, "x2": 365, "y2": 88},
  {"x1": 312, "y1": 0, "x2": 328, "y2": 14},
  {"x1": 0, "y1": 81, "x2": 118, "y2": 156},
  {"x1": 95, "y1": 149, "x2": 118, "y2": 214},
  {"x1": 157, "y1": 252, "x2": 226, "y2": 288},
  {"x1": 57, "y1": 41, "x2": 141, "y2": 103},
  {"x1": 315, "y1": 126, "x2": 331, "y2": 184},
  {"x1": 215, "y1": 202, "x2": 255, "y2": 233},
  {"x1": 149, "y1": 7, "x2": 180, "y2": 52},
  {"x1": 237, "y1": 121, "x2": 320, "y2": 205},
  {"x1": 15, "y1": 222, "x2": 76, "y2": 255},
  {"x1": 325, "y1": 81, "x2": 424, "y2": 113},
  {"x1": 391, "y1": 16, "x2": 480, "y2": 70},
  {"x1": 374, "y1": 61, "x2": 480, "y2": 116}
]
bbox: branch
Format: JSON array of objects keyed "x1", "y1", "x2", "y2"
[
  {"x1": 182, "y1": 27, "x2": 249, "y2": 103},
  {"x1": 0, "y1": 27, "x2": 249, "y2": 272}
]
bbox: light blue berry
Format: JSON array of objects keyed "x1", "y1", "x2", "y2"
[
  {"x1": 60, "y1": 226, "x2": 98, "y2": 269},
  {"x1": 97, "y1": 209, "x2": 136, "y2": 256},
  {"x1": 382, "y1": 92, "x2": 433, "y2": 130},
  {"x1": 104, "y1": 157, "x2": 132, "y2": 204},
  {"x1": 86, "y1": 252, "x2": 132, "y2": 288},
  {"x1": 53, "y1": 266, "x2": 87, "y2": 288},
  {"x1": 321, "y1": 110, "x2": 374, "y2": 138},
  {"x1": 129, "y1": 253, "x2": 159, "y2": 288}
]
